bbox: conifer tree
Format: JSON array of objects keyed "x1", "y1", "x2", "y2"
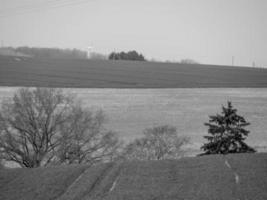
[{"x1": 201, "y1": 101, "x2": 256, "y2": 154}]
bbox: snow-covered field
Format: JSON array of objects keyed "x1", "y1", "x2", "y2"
[{"x1": 1, "y1": 87, "x2": 267, "y2": 153}]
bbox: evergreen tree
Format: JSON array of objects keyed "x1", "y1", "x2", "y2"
[{"x1": 201, "y1": 101, "x2": 256, "y2": 155}]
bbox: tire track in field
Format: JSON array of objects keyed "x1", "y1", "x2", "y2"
[
  {"x1": 107, "y1": 163, "x2": 123, "y2": 193},
  {"x1": 55, "y1": 166, "x2": 91, "y2": 200},
  {"x1": 224, "y1": 159, "x2": 240, "y2": 184},
  {"x1": 109, "y1": 176, "x2": 119, "y2": 192},
  {"x1": 82, "y1": 162, "x2": 123, "y2": 200},
  {"x1": 56, "y1": 163, "x2": 114, "y2": 200},
  {"x1": 83, "y1": 163, "x2": 115, "y2": 199}
]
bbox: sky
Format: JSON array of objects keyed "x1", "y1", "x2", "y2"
[{"x1": 0, "y1": 0, "x2": 267, "y2": 67}]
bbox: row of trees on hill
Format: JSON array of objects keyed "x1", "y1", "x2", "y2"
[
  {"x1": 0, "y1": 47, "x2": 201, "y2": 64},
  {"x1": 1, "y1": 47, "x2": 88, "y2": 59},
  {"x1": 0, "y1": 47, "x2": 146, "y2": 61},
  {"x1": 17, "y1": 47, "x2": 88, "y2": 59},
  {"x1": 180, "y1": 59, "x2": 199, "y2": 64},
  {"x1": 108, "y1": 50, "x2": 146, "y2": 61},
  {"x1": 0, "y1": 88, "x2": 255, "y2": 168}
]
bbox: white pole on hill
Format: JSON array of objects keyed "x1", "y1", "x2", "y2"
[
  {"x1": 87, "y1": 45, "x2": 93, "y2": 59},
  {"x1": 232, "y1": 56, "x2": 235, "y2": 66}
]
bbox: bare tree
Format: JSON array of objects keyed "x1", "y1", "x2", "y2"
[
  {"x1": 123, "y1": 125, "x2": 189, "y2": 161},
  {"x1": 0, "y1": 88, "x2": 121, "y2": 168},
  {"x1": 56, "y1": 106, "x2": 122, "y2": 165}
]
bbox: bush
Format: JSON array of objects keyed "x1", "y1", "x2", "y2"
[
  {"x1": 108, "y1": 50, "x2": 146, "y2": 61},
  {"x1": 123, "y1": 125, "x2": 189, "y2": 160}
]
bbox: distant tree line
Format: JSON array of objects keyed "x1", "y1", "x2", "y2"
[
  {"x1": 17, "y1": 47, "x2": 88, "y2": 59},
  {"x1": 1, "y1": 47, "x2": 88, "y2": 59},
  {"x1": 89, "y1": 52, "x2": 108, "y2": 60},
  {"x1": 108, "y1": 50, "x2": 146, "y2": 61},
  {"x1": 1, "y1": 47, "x2": 202, "y2": 64},
  {"x1": 180, "y1": 59, "x2": 199, "y2": 64}
]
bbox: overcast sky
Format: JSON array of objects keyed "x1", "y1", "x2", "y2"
[{"x1": 0, "y1": 0, "x2": 267, "y2": 67}]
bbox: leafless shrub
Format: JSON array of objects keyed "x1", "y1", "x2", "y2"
[{"x1": 123, "y1": 125, "x2": 189, "y2": 161}]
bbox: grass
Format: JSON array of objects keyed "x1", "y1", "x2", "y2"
[
  {"x1": 0, "y1": 164, "x2": 88, "y2": 200},
  {"x1": 57, "y1": 163, "x2": 115, "y2": 200},
  {"x1": 108, "y1": 156, "x2": 235, "y2": 200},
  {"x1": 1, "y1": 55, "x2": 267, "y2": 88},
  {"x1": 0, "y1": 153, "x2": 266, "y2": 200},
  {"x1": 227, "y1": 153, "x2": 267, "y2": 200}
]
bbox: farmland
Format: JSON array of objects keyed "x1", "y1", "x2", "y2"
[
  {"x1": 1, "y1": 55, "x2": 267, "y2": 154},
  {"x1": 1, "y1": 87, "x2": 267, "y2": 155},
  {"x1": 1, "y1": 55, "x2": 267, "y2": 88},
  {"x1": 0, "y1": 56, "x2": 267, "y2": 199},
  {"x1": 1, "y1": 153, "x2": 267, "y2": 200}
]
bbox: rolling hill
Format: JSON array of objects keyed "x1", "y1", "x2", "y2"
[
  {"x1": 1, "y1": 55, "x2": 267, "y2": 88},
  {"x1": 1, "y1": 153, "x2": 267, "y2": 200}
]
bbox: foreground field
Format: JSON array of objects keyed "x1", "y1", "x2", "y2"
[
  {"x1": 1, "y1": 55, "x2": 267, "y2": 88},
  {"x1": 0, "y1": 153, "x2": 266, "y2": 200}
]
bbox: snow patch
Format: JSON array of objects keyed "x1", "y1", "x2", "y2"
[
  {"x1": 225, "y1": 160, "x2": 231, "y2": 169},
  {"x1": 109, "y1": 177, "x2": 119, "y2": 192}
]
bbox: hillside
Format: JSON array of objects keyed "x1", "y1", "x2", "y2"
[
  {"x1": 1, "y1": 55, "x2": 267, "y2": 88},
  {"x1": 0, "y1": 153, "x2": 267, "y2": 200}
]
